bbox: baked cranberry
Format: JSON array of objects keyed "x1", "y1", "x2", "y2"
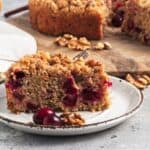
[
  {"x1": 111, "y1": 14, "x2": 123, "y2": 27},
  {"x1": 43, "y1": 114, "x2": 63, "y2": 126},
  {"x1": 63, "y1": 77, "x2": 78, "y2": 95},
  {"x1": 14, "y1": 70, "x2": 25, "y2": 79},
  {"x1": 128, "y1": 21, "x2": 134, "y2": 30},
  {"x1": 144, "y1": 35, "x2": 150, "y2": 45},
  {"x1": 81, "y1": 87, "x2": 101, "y2": 102},
  {"x1": 12, "y1": 91, "x2": 25, "y2": 100},
  {"x1": 45, "y1": 89, "x2": 53, "y2": 99},
  {"x1": 6, "y1": 80, "x2": 22, "y2": 89},
  {"x1": 63, "y1": 94, "x2": 77, "y2": 107},
  {"x1": 33, "y1": 107, "x2": 54, "y2": 125},
  {"x1": 115, "y1": 2, "x2": 124, "y2": 10},
  {"x1": 133, "y1": 26, "x2": 142, "y2": 33},
  {"x1": 104, "y1": 81, "x2": 112, "y2": 87},
  {"x1": 26, "y1": 103, "x2": 38, "y2": 112}
]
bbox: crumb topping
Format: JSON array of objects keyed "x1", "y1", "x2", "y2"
[{"x1": 29, "y1": 0, "x2": 109, "y2": 16}]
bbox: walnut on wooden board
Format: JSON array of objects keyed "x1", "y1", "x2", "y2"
[
  {"x1": 126, "y1": 73, "x2": 150, "y2": 89},
  {"x1": 54, "y1": 34, "x2": 112, "y2": 51}
]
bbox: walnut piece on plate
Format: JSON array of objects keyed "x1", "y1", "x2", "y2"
[
  {"x1": 60, "y1": 112, "x2": 85, "y2": 126},
  {"x1": 126, "y1": 73, "x2": 150, "y2": 89}
]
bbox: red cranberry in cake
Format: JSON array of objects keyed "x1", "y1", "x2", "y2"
[
  {"x1": 12, "y1": 90, "x2": 25, "y2": 101},
  {"x1": 5, "y1": 51, "x2": 110, "y2": 113},
  {"x1": 63, "y1": 77, "x2": 78, "y2": 95},
  {"x1": 14, "y1": 70, "x2": 25, "y2": 79},
  {"x1": 81, "y1": 87, "x2": 101, "y2": 102},
  {"x1": 112, "y1": 0, "x2": 127, "y2": 12},
  {"x1": 104, "y1": 81, "x2": 112, "y2": 87},
  {"x1": 127, "y1": 20, "x2": 134, "y2": 31},
  {"x1": 26, "y1": 103, "x2": 39, "y2": 113},
  {"x1": 144, "y1": 35, "x2": 150, "y2": 45},
  {"x1": 63, "y1": 94, "x2": 78, "y2": 107},
  {"x1": 6, "y1": 80, "x2": 22, "y2": 90}
]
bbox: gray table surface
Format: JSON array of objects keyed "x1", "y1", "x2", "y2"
[{"x1": 0, "y1": 1, "x2": 150, "y2": 150}]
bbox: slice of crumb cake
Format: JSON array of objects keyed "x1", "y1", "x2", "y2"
[
  {"x1": 122, "y1": 0, "x2": 150, "y2": 45},
  {"x1": 5, "y1": 51, "x2": 111, "y2": 113}
]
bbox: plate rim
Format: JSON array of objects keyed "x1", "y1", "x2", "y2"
[{"x1": 0, "y1": 76, "x2": 143, "y2": 129}]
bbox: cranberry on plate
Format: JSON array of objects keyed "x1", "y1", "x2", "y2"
[
  {"x1": 33, "y1": 107, "x2": 54, "y2": 125},
  {"x1": 33, "y1": 107, "x2": 63, "y2": 126},
  {"x1": 43, "y1": 115, "x2": 63, "y2": 126}
]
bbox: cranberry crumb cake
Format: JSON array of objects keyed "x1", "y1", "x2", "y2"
[
  {"x1": 122, "y1": 0, "x2": 150, "y2": 45},
  {"x1": 29, "y1": 0, "x2": 110, "y2": 40},
  {"x1": 5, "y1": 51, "x2": 111, "y2": 113}
]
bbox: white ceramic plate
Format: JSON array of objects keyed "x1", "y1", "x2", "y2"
[
  {"x1": 0, "y1": 21, "x2": 37, "y2": 72},
  {"x1": 0, "y1": 76, "x2": 143, "y2": 136}
]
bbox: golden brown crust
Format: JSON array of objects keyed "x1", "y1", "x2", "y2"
[{"x1": 29, "y1": 0, "x2": 110, "y2": 39}]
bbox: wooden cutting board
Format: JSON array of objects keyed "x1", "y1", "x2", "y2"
[{"x1": 6, "y1": 13, "x2": 150, "y2": 77}]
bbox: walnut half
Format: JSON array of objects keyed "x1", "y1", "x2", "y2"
[
  {"x1": 60, "y1": 112, "x2": 85, "y2": 126},
  {"x1": 126, "y1": 73, "x2": 150, "y2": 89},
  {"x1": 54, "y1": 34, "x2": 112, "y2": 51}
]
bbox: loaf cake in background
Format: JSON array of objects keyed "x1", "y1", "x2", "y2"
[
  {"x1": 29, "y1": 0, "x2": 110, "y2": 40},
  {"x1": 122, "y1": 0, "x2": 150, "y2": 45},
  {"x1": 5, "y1": 51, "x2": 111, "y2": 113}
]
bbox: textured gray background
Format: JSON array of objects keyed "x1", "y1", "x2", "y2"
[{"x1": 0, "y1": 1, "x2": 150, "y2": 150}]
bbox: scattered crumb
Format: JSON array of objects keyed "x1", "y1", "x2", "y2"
[
  {"x1": 92, "y1": 42, "x2": 105, "y2": 50},
  {"x1": 100, "y1": 146, "x2": 104, "y2": 149},
  {"x1": 111, "y1": 135, "x2": 117, "y2": 139},
  {"x1": 104, "y1": 42, "x2": 112, "y2": 50}
]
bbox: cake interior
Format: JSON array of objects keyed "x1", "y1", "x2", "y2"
[{"x1": 6, "y1": 52, "x2": 110, "y2": 113}]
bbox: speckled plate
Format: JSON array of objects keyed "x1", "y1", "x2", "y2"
[{"x1": 0, "y1": 76, "x2": 143, "y2": 136}]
